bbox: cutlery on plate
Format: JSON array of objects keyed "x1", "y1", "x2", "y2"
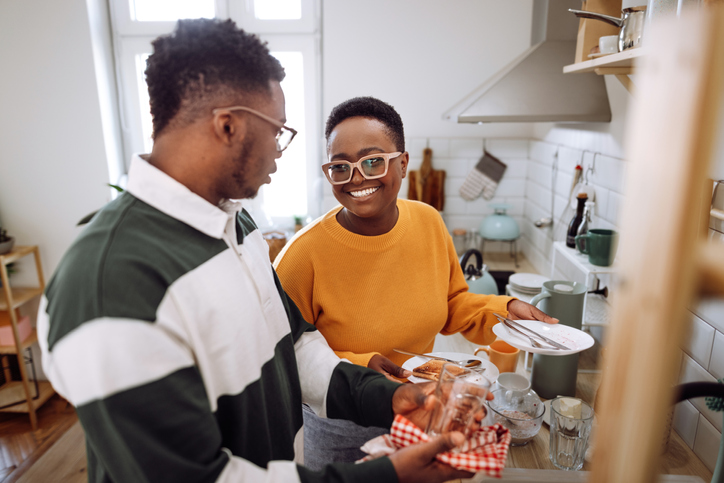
[
  {"x1": 393, "y1": 349, "x2": 483, "y2": 368},
  {"x1": 502, "y1": 319, "x2": 558, "y2": 350},
  {"x1": 493, "y1": 313, "x2": 572, "y2": 351}
]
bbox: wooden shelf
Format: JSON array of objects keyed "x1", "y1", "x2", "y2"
[
  {"x1": 0, "y1": 329, "x2": 38, "y2": 355},
  {"x1": 0, "y1": 245, "x2": 51, "y2": 429},
  {"x1": 0, "y1": 381, "x2": 55, "y2": 414},
  {"x1": 0, "y1": 246, "x2": 38, "y2": 265},
  {"x1": 563, "y1": 48, "x2": 645, "y2": 74},
  {"x1": 0, "y1": 287, "x2": 43, "y2": 311}
]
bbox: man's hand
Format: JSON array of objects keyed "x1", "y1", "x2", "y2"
[
  {"x1": 389, "y1": 432, "x2": 474, "y2": 483},
  {"x1": 368, "y1": 354, "x2": 412, "y2": 382},
  {"x1": 391, "y1": 383, "x2": 493, "y2": 436},
  {"x1": 506, "y1": 299, "x2": 558, "y2": 324}
]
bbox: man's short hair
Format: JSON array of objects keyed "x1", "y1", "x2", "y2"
[
  {"x1": 145, "y1": 18, "x2": 285, "y2": 138},
  {"x1": 325, "y1": 97, "x2": 405, "y2": 152}
]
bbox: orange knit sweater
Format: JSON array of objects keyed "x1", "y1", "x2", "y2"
[{"x1": 274, "y1": 199, "x2": 514, "y2": 368}]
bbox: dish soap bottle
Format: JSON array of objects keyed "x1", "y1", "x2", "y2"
[{"x1": 566, "y1": 193, "x2": 588, "y2": 248}]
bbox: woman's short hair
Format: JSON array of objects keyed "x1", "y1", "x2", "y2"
[{"x1": 325, "y1": 97, "x2": 405, "y2": 152}]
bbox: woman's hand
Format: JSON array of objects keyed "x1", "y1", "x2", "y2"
[
  {"x1": 368, "y1": 354, "x2": 412, "y2": 382},
  {"x1": 506, "y1": 299, "x2": 559, "y2": 324}
]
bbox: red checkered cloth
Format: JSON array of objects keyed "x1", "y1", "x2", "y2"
[{"x1": 357, "y1": 414, "x2": 511, "y2": 477}]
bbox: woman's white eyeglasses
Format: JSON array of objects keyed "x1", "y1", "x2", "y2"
[
  {"x1": 212, "y1": 106, "x2": 298, "y2": 152},
  {"x1": 322, "y1": 152, "x2": 402, "y2": 185}
]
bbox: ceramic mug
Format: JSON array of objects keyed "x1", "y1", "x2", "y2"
[
  {"x1": 496, "y1": 372, "x2": 531, "y2": 402},
  {"x1": 475, "y1": 340, "x2": 520, "y2": 373},
  {"x1": 599, "y1": 35, "x2": 618, "y2": 54},
  {"x1": 575, "y1": 229, "x2": 619, "y2": 267}
]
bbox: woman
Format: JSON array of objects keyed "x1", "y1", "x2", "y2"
[{"x1": 274, "y1": 97, "x2": 556, "y2": 468}]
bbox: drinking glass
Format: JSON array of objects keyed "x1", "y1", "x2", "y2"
[
  {"x1": 549, "y1": 397, "x2": 594, "y2": 471},
  {"x1": 425, "y1": 364, "x2": 490, "y2": 441}
]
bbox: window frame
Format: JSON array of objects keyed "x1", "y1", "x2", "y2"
[{"x1": 109, "y1": 0, "x2": 322, "y2": 222}]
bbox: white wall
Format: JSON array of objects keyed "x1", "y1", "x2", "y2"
[
  {"x1": 321, "y1": 0, "x2": 537, "y2": 215},
  {"x1": 0, "y1": 0, "x2": 116, "y2": 379},
  {"x1": 0, "y1": 0, "x2": 114, "y2": 279}
]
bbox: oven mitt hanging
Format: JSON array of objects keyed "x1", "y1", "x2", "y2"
[{"x1": 459, "y1": 151, "x2": 507, "y2": 201}]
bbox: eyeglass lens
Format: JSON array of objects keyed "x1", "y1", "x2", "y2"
[
  {"x1": 326, "y1": 155, "x2": 387, "y2": 183},
  {"x1": 277, "y1": 128, "x2": 294, "y2": 151}
]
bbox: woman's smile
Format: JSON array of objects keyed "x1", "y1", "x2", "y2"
[{"x1": 347, "y1": 186, "x2": 380, "y2": 198}]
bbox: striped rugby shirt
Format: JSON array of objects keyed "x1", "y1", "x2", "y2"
[{"x1": 37, "y1": 155, "x2": 400, "y2": 483}]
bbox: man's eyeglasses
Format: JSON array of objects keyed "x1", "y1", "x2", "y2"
[
  {"x1": 212, "y1": 106, "x2": 298, "y2": 152},
  {"x1": 322, "y1": 152, "x2": 402, "y2": 185}
]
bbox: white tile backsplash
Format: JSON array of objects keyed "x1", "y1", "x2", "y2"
[
  {"x1": 486, "y1": 139, "x2": 529, "y2": 158},
  {"x1": 679, "y1": 354, "x2": 721, "y2": 432},
  {"x1": 693, "y1": 415, "x2": 722, "y2": 473},
  {"x1": 438, "y1": 157, "x2": 475, "y2": 177},
  {"x1": 444, "y1": 176, "x2": 466, "y2": 195},
  {"x1": 406, "y1": 137, "x2": 428, "y2": 157},
  {"x1": 449, "y1": 138, "x2": 484, "y2": 158},
  {"x1": 674, "y1": 400, "x2": 700, "y2": 449},
  {"x1": 502, "y1": 159, "x2": 528, "y2": 179},
  {"x1": 443, "y1": 196, "x2": 467, "y2": 216},
  {"x1": 529, "y1": 140, "x2": 557, "y2": 166},
  {"x1": 710, "y1": 331, "x2": 724, "y2": 380},
  {"x1": 513, "y1": 136, "x2": 724, "y2": 463},
  {"x1": 494, "y1": 179, "x2": 526, "y2": 198},
  {"x1": 428, "y1": 138, "x2": 450, "y2": 157},
  {"x1": 692, "y1": 298, "x2": 724, "y2": 334},
  {"x1": 558, "y1": 146, "x2": 584, "y2": 173},
  {"x1": 683, "y1": 312, "x2": 715, "y2": 369},
  {"x1": 590, "y1": 154, "x2": 627, "y2": 194}
]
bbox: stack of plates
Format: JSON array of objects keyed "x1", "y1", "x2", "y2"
[{"x1": 509, "y1": 273, "x2": 549, "y2": 295}]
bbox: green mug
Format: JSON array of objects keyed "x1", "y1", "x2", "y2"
[{"x1": 575, "y1": 229, "x2": 618, "y2": 266}]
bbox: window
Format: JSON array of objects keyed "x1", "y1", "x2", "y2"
[{"x1": 109, "y1": 0, "x2": 320, "y2": 223}]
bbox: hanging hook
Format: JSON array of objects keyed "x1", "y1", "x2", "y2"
[{"x1": 584, "y1": 153, "x2": 597, "y2": 185}]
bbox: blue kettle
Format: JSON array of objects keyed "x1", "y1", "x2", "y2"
[{"x1": 459, "y1": 249, "x2": 499, "y2": 295}]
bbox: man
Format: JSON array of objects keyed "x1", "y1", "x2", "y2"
[{"x1": 37, "y1": 18, "x2": 476, "y2": 483}]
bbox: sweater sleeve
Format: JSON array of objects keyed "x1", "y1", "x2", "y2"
[
  {"x1": 439, "y1": 223, "x2": 516, "y2": 346},
  {"x1": 275, "y1": 230, "x2": 382, "y2": 369}
]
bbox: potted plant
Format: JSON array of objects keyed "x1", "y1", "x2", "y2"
[{"x1": 0, "y1": 226, "x2": 14, "y2": 255}]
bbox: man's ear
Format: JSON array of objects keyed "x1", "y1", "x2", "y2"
[
  {"x1": 213, "y1": 112, "x2": 246, "y2": 145},
  {"x1": 400, "y1": 152, "x2": 410, "y2": 178}
]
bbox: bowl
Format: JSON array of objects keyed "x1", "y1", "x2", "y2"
[{"x1": 487, "y1": 388, "x2": 545, "y2": 446}]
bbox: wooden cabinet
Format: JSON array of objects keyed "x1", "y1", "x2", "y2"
[{"x1": 0, "y1": 246, "x2": 54, "y2": 429}]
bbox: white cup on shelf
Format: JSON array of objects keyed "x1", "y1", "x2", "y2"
[{"x1": 599, "y1": 35, "x2": 619, "y2": 54}]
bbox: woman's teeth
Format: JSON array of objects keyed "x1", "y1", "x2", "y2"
[{"x1": 349, "y1": 187, "x2": 380, "y2": 198}]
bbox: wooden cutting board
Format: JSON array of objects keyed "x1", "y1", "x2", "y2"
[{"x1": 407, "y1": 147, "x2": 446, "y2": 211}]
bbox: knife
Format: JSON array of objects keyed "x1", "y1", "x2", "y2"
[
  {"x1": 493, "y1": 313, "x2": 572, "y2": 351},
  {"x1": 393, "y1": 349, "x2": 483, "y2": 368}
]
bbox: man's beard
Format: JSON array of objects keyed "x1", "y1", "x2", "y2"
[{"x1": 231, "y1": 138, "x2": 260, "y2": 200}]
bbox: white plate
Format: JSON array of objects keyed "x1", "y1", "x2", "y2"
[
  {"x1": 508, "y1": 273, "x2": 549, "y2": 291},
  {"x1": 401, "y1": 351, "x2": 499, "y2": 384},
  {"x1": 492, "y1": 320, "x2": 595, "y2": 356}
]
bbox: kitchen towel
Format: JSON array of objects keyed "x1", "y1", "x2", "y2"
[
  {"x1": 459, "y1": 151, "x2": 507, "y2": 201},
  {"x1": 408, "y1": 148, "x2": 446, "y2": 211},
  {"x1": 357, "y1": 414, "x2": 511, "y2": 476}
]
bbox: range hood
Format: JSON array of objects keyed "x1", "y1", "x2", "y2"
[{"x1": 444, "y1": 0, "x2": 611, "y2": 123}]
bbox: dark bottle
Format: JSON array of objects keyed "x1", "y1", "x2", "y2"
[{"x1": 566, "y1": 193, "x2": 588, "y2": 248}]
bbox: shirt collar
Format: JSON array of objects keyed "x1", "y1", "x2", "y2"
[{"x1": 126, "y1": 154, "x2": 242, "y2": 239}]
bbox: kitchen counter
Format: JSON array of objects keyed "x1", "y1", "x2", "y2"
[{"x1": 459, "y1": 371, "x2": 714, "y2": 482}]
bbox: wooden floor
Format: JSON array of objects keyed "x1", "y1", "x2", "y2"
[{"x1": 0, "y1": 394, "x2": 84, "y2": 483}]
